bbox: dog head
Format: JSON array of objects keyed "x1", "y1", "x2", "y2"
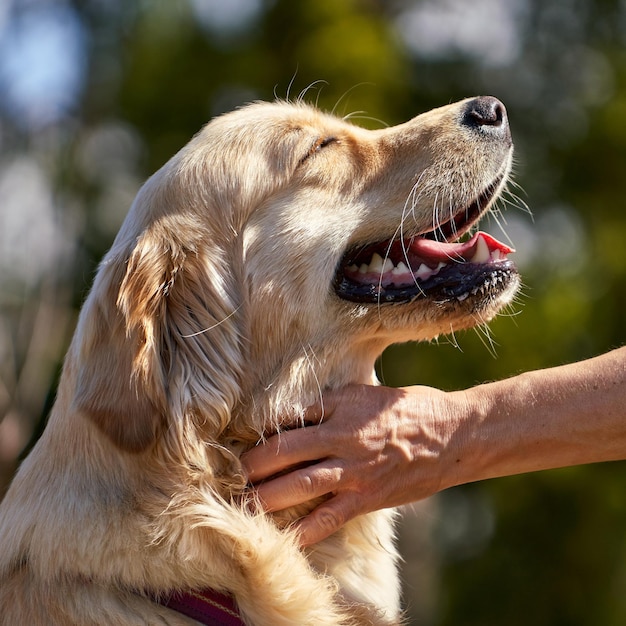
[
  {"x1": 71, "y1": 98, "x2": 519, "y2": 453},
  {"x1": 239, "y1": 98, "x2": 518, "y2": 394}
]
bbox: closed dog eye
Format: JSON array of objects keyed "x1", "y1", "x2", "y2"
[{"x1": 299, "y1": 136, "x2": 338, "y2": 165}]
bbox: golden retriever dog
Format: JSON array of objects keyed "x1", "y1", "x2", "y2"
[{"x1": 0, "y1": 96, "x2": 519, "y2": 625}]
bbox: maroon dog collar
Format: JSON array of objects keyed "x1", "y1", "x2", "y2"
[{"x1": 158, "y1": 588, "x2": 244, "y2": 625}]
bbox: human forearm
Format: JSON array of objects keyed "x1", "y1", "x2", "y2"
[
  {"x1": 243, "y1": 348, "x2": 626, "y2": 545},
  {"x1": 444, "y1": 347, "x2": 626, "y2": 489}
]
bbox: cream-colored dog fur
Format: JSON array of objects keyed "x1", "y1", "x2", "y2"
[{"x1": 0, "y1": 98, "x2": 518, "y2": 625}]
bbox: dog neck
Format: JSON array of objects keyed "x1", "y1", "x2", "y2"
[{"x1": 232, "y1": 337, "x2": 384, "y2": 442}]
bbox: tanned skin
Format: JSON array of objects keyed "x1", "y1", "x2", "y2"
[{"x1": 244, "y1": 346, "x2": 626, "y2": 546}]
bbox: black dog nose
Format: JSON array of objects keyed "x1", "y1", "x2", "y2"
[{"x1": 462, "y1": 96, "x2": 510, "y2": 140}]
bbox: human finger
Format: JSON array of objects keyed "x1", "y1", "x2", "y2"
[
  {"x1": 242, "y1": 426, "x2": 331, "y2": 483},
  {"x1": 294, "y1": 493, "x2": 363, "y2": 546},
  {"x1": 252, "y1": 461, "x2": 344, "y2": 513}
]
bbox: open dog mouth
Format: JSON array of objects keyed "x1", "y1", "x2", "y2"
[{"x1": 334, "y1": 178, "x2": 518, "y2": 304}]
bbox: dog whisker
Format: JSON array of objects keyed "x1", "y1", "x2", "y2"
[
  {"x1": 343, "y1": 113, "x2": 389, "y2": 128},
  {"x1": 297, "y1": 80, "x2": 329, "y2": 105},
  {"x1": 181, "y1": 305, "x2": 242, "y2": 338},
  {"x1": 471, "y1": 316, "x2": 500, "y2": 359},
  {"x1": 299, "y1": 342, "x2": 324, "y2": 426},
  {"x1": 330, "y1": 82, "x2": 374, "y2": 117}
]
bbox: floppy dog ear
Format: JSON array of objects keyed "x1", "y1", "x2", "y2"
[{"x1": 74, "y1": 213, "x2": 243, "y2": 452}]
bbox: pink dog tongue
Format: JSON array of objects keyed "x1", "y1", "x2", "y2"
[{"x1": 409, "y1": 231, "x2": 514, "y2": 263}]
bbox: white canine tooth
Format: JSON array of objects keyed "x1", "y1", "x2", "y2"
[
  {"x1": 471, "y1": 235, "x2": 490, "y2": 264},
  {"x1": 416, "y1": 263, "x2": 432, "y2": 279},
  {"x1": 369, "y1": 253, "x2": 385, "y2": 273},
  {"x1": 435, "y1": 262, "x2": 447, "y2": 272},
  {"x1": 392, "y1": 261, "x2": 410, "y2": 275},
  {"x1": 359, "y1": 263, "x2": 369, "y2": 274}
]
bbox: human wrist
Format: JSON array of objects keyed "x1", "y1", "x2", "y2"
[
  {"x1": 448, "y1": 372, "x2": 556, "y2": 484},
  {"x1": 434, "y1": 385, "x2": 490, "y2": 491}
]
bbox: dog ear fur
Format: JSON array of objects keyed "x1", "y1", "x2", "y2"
[{"x1": 73, "y1": 212, "x2": 243, "y2": 453}]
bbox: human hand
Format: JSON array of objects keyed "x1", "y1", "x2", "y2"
[{"x1": 242, "y1": 384, "x2": 468, "y2": 546}]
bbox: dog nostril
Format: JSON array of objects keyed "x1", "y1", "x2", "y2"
[{"x1": 463, "y1": 96, "x2": 508, "y2": 133}]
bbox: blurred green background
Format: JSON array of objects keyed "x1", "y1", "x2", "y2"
[{"x1": 0, "y1": 0, "x2": 624, "y2": 624}]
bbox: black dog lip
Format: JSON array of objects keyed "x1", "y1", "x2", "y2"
[{"x1": 334, "y1": 260, "x2": 518, "y2": 304}]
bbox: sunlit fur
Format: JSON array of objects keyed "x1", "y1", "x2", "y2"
[{"x1": 0, "y1": 99, "x2": 517, "y2": 625}]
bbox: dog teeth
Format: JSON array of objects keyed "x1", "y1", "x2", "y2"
[
  {"x1": 415, "y1": 263, "x2": 432, "y2": 279},
  {"x1": 367, "y1": 253, "x2": 395, "y2": 273},
  {"x1": 354, "y1": 255, "x2": 403, "y2": 275},
  {"x1": 348, "y1": 256, "x2": 447, "y2": 281},
  {"x1": 471, "y1": 235, "x2": 490, "y2": 264},
  {"x1": 392, "y1": 261, "x2": 410, "y2": 276},
  {"x1": 369, "y1": 253, "x2": 385, "y2": 273},
  {"x1": 346, "y1": 231, "x2": 513, "y2": 279}
]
